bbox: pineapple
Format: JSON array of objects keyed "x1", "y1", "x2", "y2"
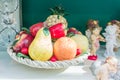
[{"x1": 45, "y1": 6, "x2": 68, "y2": 29}]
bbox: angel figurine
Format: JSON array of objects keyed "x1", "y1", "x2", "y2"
[
  {"x1": 88, "y1": 27, "x2": 105, "y2": 60},
  {"x1": 85, "y1": 19, "x2": 99, "y2": 44},
  {"x1": 86, "y1": 20, "x2": 105, "y2": 60},
  {"x1": 90, "y1": 56, "x2": 118, "y2": 80},
  {"x1": 107, "y1": 20, "x2": 120, "y2": 51},
  {"x1": 103, "y1": 24, "x2": 118, "y2": 57}
]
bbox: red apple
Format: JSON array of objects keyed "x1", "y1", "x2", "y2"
[
  {"x1": 13, "y1": 31, "x2": 34, "y2": 52},
  {"x1": 30, "y1": 22, "x2": 44, "y2": 37}
]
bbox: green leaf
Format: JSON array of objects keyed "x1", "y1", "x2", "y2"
[
  {"x1": 49, "y1": 8, "x2": 55, "y2": 14},
  {"x1": 49, "y1": 5, "x2": 69, "y2": 16},
  {"x1": 57, "y1": 15, "x2": 60, "y2": 19},
  {"x1": 43, "y1": 28, "x2": 49, "y2": 36},
  {"x1": 17, "y1": 52, "x2": 30, "y2": 59},
  {"x1": 21, "y1": 27, "x2": 30, "y2": 34},
  {"x1": 12, "y1": 39, "x2": 19, "y2": 46},
  {"x1": 67, "y1": 32, "x2": 76, "y2": 37}
]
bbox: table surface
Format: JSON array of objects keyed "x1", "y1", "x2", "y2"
[{"x1": 1, "y1": 46, "x2": 120, "y2": 80}]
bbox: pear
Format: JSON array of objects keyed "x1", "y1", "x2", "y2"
[{"x1": 29, "y1": 27, "x2": 53, "y2": 61}]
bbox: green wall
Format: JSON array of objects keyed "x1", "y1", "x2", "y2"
[{"x1": 22, "y1": 0, "x2": 120, "y2": 34}]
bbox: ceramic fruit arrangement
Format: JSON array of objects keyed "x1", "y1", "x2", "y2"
[{"x1": 12, "y1": 6, "x2": 89, "y2": 62}]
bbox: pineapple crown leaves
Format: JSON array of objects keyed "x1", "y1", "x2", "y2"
[{"x1": 49, "y1": 5, "x2": 69, "y2": 16}]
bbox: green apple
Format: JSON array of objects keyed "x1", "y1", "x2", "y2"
[{"x1": 71, "y1": 34, "x2": 89, "y2": 54}]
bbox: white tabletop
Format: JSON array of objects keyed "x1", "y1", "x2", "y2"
[{"x1": 2, "y1": 46, "x2": 119, "y2": 80}]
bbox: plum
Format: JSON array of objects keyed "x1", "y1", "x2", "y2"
[{"x1": 67, "y1": 27, "x2": 82, "y2": 35}]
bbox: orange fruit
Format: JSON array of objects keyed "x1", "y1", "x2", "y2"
[{"x1": 54, "y1": 37, "x2": 77, "y2": 60}]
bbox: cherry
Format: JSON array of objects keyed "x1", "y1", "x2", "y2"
[
  {"x1": 76, "y1": 48, "x2": 82, "y2": 56},
  {"x1": 50, "y1": 56, "x2": 57, "y2": 62}
]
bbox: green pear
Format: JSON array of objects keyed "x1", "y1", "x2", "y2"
[{"x1": 29, "y1": 27, "x2": 53, "y2": 61}]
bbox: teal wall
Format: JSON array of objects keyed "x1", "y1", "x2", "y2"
[{"x1": 22, "y1": 0, "x2": 120, "y2": 34}]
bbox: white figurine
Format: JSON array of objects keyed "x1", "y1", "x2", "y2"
[
  {"x1": 90, "y1": 56, "x2": 118, "y2": 80},
  {"x1": 103, "y1": 25, "x2": 117, "y2": 57},
  {"x1": 108, "y1": 20, "x2": 120, "y2": 51}
]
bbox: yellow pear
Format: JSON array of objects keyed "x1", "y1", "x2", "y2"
[{"x1": 29, "y1": 27, "x2": 53, "y2": 61}]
